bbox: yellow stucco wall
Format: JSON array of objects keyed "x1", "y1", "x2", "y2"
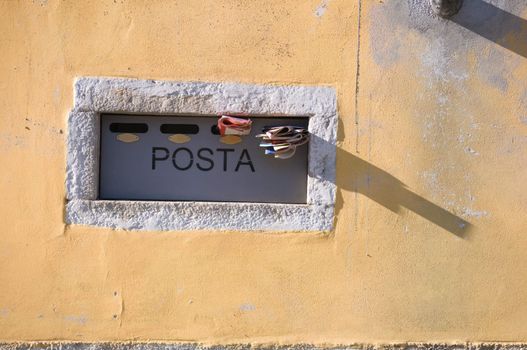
[{"x1": 1, "y1": 0, "x2": 527, "y2": 344}]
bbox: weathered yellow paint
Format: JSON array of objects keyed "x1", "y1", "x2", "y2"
[
  {"x1": 1, "y1": 0, "x2": 527, "y2": 344},
  {"x1": 219, "y1": 135, "x2": 242, "y2": 145},
  {"x1": 168, "y1": 134, "x2": 192, "y2": 144},
  {"x1": 117, "y1": 133, "x2": 140, "y2": 143}
]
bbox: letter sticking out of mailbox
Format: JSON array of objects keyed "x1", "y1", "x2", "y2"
[{"x1": 99, "y1": 114, "x2": 309, "y2": 203}]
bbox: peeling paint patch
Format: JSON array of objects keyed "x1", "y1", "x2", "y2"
[
  {"x1": 477, "y1": 49, "x2": 510, "y2": 92},
  {"x1": 461, "y1": 208, "x2": 488, "y2": 218},
  {"x1": 314, "y1": 0, "x2": 330, "y2": 18},
  {"x1": 464, "y1": 147, "x2": 479, "y2": 156},
  {"x1": 53, "y1": 86, "x2": 61, "y2": 104},
  {"x1": 64, "y1": 315, "x2": 88, "y2": 325},
  {"x1": 32, "y1": 0, "x2": 48, "y2": 6},
  {"x1": 520, "y1": 116, "x2": 527, "y2": 124},
  {"x1": 0, "y1": 132, "x2": 26, "y2": 149},
  {"x1": 0, "y1": 308, "x2": 9, "y2": 318},
  {"x1": 239, "y1": 303, "x2": 256, "y2": 312},
  {"x1": 369, "y1": 2, "x2": 401, "y2": 67},
  {"x1": 421, "y1": 38, "x2": 469, "y2": 83},
  {"x1": 522, "y1": 90, "x2": 527, "y2": 108},
  {"x1": 421, "y1": 170, "x2": 440, "y2": 192},
  {"x1": 497, "y1": 136, "x2": 527, "y2": 155}
]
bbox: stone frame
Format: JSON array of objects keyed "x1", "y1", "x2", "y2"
[{"x1": 65, "y1": 77, "x2": 337, "y2": 231}]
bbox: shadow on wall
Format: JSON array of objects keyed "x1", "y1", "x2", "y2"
[
  {"x1": 310, "y1": 135, "x2": 472, "y2": 238},
  {"x1": 452, "y1": 0, "x2": 527, "y2": 58},
  {"x1": 333, "y1": 148, "x2": 472, "y2": 239}
]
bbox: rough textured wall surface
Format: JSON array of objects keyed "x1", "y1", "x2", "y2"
[{"x1": 0, "y1": 0, "x2": 526, "y2": 345}]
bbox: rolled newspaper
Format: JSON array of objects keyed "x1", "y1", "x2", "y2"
[
  {"x1": 217, "y1": 115, "x2": 252, "y2": 136},
  {"x1": 256, "y1": 125, "x2": 309, "y2": 159}
]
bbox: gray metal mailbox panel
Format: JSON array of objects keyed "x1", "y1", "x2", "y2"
[{"x1": 99, "y1": 114, "x2": 309, "y2": 203}]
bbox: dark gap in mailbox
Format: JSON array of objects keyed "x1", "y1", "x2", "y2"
[
  {"x1": 210, "y1": 124, "x2": 220, "y2": 135},
  {"x1": 160, "y1": 124, "x2": 199, "y2": 134},
  {"x1": 110, "y1": 123, "x2": 148, "y2": 133}
]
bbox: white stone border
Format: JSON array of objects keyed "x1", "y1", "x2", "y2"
[{"x1": 65, "y1": 77, "x2": 337, "y2": 231}]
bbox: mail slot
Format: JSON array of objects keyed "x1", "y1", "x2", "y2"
[{"x1": 99, "y1": 114, "x2": 309, "y2": 203}]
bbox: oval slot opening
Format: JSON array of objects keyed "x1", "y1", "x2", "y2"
[
  {"x1": 210, "y1": 124, "x2": 220, "y2": 135},
  {"x1": 160, "y1": 124, "x2": 199, "y2": 134},
  {"x1": 109, "y1": 123, "x2": 148, "y2": 133}
]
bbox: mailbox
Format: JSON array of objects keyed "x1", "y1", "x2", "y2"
[
  {"x1": 99, "y1": 114, "x2": 309, "y2": 203},
  {"x1": 66, "y1": 78, "x2": 337, "y2": 231}
]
